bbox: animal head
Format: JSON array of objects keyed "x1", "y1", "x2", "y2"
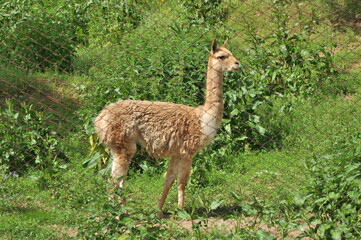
[{"x1": 209, "y1": 39, "x2": 240, "y2": 72}]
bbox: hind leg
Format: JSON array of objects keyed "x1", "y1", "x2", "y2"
[
  {"x1": 110, "y1": 142, "x2": 136, "y2": 189},
  {"x1": 108, "y1": 143, "x2": 136, "y2": 209},
  {"x1": 158, "y1": 157, "x2": 179, "y2": 211},
  {"x1": 177, "y1": 155, "x2": 193, "y2": 209}
]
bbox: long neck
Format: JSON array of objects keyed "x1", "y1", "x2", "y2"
[{"x1": 203, "y1": 57, "x2": 225, "y2": 123}]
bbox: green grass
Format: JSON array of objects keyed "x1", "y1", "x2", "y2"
[{"x1": 0, "y1": 167, "x2": 108, "y2": 239}]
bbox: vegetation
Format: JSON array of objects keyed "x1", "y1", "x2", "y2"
[
  {"x1": 1, "y1": 0, "x2": 360, "y2": 239},
  {"x1": 0, "y1": 100, "x2": 68, "y2": 173}
]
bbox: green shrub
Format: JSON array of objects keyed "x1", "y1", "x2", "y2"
[
  {"x1": 0, "y1": 0, "x2": 88, "y2": 72},
  {"x1": 303, "y1": 134, "x2": 361, "y2": 239},
  {"x1": 247, "y1": 1, "x2": 337, "y2": 95},
  {"x1": 86, "y1": 0, "x2": 155, "y2": 45},
  {"x1": 0, "y1": 100, "x2": 68, "y2": 174},
  {"x1": 217, "y1": 0, "x2": 338, "y2": 152}
]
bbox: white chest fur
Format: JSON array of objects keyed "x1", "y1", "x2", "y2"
[{"x1": 200, "y1": 111, "x2": 218, "y2": 141}]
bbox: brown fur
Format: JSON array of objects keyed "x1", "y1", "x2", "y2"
[{"x1": 94, "y1": 40, "x2": 239, "y2": 213}]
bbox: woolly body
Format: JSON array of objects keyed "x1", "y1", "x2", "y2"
[{"x1": 95, "y1": 100, "x2": 214, "y2": 159}]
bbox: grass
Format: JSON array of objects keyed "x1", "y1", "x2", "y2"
[{"x1": 0, "y1": 167, "x2": 106, "y2": 239}]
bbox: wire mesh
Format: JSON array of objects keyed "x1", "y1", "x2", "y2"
[{"x1": 0, "y1": 0, "x2": 360, "y2": 238}]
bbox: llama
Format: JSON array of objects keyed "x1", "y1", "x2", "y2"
[{"x1": 94, "y1": 39, "x2": 239, "y2": 213}]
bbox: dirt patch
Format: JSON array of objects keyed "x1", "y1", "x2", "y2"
[
  {"x1": 50, "y1": 224, "x2": 78, "y2": 239},
  {"x1": 344, "y1": 94, "x2": 354, "y2": 100},
  {"x1": 350, "y1": 58, "x2": 361, "y2": 71}
]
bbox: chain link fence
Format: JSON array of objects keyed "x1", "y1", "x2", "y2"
[{"x1": 1, "y1": 0, "x2": 360, "y2": 238}]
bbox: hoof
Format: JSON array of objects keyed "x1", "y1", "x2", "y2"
[{"x1": 156, "y1": 211, "x2": 164, "y2": 218}]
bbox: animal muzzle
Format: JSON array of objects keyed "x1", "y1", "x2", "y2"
[{"x1": 230, "y1": 61, "x2": 240, "y2": 71}]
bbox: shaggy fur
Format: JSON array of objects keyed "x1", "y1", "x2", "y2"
[{"x1": 94, "y1": 40, "x2": 239, "y2": 212}]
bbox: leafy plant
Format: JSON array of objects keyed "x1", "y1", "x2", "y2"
[
  {"x1": 302, "y1": 133, "x2": 361, "y2": 239},
  {"x1": 0, "y1": 99, "x2": 67, "y2": 174},
  {"x1": 82, "y1": 119, "x2": 112, "y2": 176}
]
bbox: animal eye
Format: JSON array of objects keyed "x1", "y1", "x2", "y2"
[{"x1": 218, "y1": 56, "x2": 227, "y2": 60}]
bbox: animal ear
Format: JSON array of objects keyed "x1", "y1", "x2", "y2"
[
  {"x1": 211, "y1": 39, "x2": 217, "y2": 54},
  {"x1": 221, "y1": 39, "x2": 228, "y2": 47}
]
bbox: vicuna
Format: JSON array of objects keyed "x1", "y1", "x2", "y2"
[{"x1": 94, "y1": 39, "x2": 239, "y2": 215}]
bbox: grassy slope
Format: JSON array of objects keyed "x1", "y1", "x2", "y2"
[{"x1": 1, "y1": 0, "x2": 360, "y2": 239}]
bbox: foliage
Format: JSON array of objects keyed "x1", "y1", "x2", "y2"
[
  {"x1": 302, "y1": 134, "x2": 361, "y2": 239},
  {"x1": 82, "y1": 121, "x2": 112, "y2": 175},
  {"x1": 0, "y1": 0, "x2": 88, "y2": 72},
  {"x1": 85, "y1": 0, "x2": 155, "y2": 45},
  {"x1": 0, "y1": 100, "x2": 68, "y2": 174},
  {"x1": 182, "y1": 0, "x2": 229, "y2": 25},
  {"x1": 246, "y1": 1, "x2": 337, "y2": 95},
  {"x1": 220, "y1": 0, "x2": 337, "y2": 150},
  {"x1": 76, "y1": 187, "x2": 188, "y2": 239}
]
